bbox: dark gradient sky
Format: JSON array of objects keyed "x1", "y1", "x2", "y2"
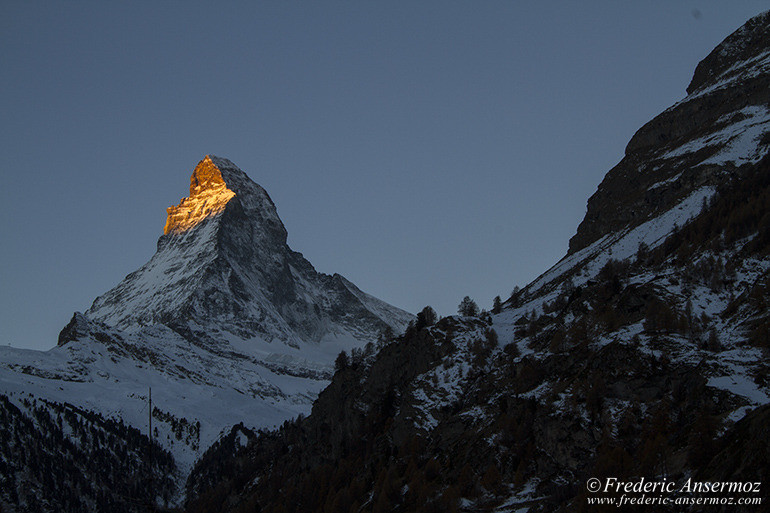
[{"x1": 1, "y1": 2, "x2": 767, "y2": 350}]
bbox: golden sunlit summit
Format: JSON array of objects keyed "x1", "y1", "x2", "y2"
[{"x1": 163, "y1": 155, "x2": 236, "y2": 235}]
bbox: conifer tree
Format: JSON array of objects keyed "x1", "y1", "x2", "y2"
[
  {"x1": 415, "y1": 306, "x2": 438, "y2": 330},
  {"x1": 334, "y1": 351, "x2": 349, "y2": 372},
  {"x1": 492, "y1": 295, "x2": 503, "y2": 314},
  {"x1": 458, "y1": 296, "x2": 479, "y2": 317}
]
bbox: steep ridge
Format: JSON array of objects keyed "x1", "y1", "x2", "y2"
[
  {"x1": 0, "y1": 156, "x2": 412, "y2": 511},
  {"x1": 185, "y1": 12, "x2": 770, "y2": 513},
  {"x1": 569, "y1": 10, "x2": 770, "y2": 255}
]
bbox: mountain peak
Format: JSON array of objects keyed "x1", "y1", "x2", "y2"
[
  {"x1": 163, "y1": 155, "x2": 284, "y2": 240},
  {"x1": 190, "y1": 155, "x2": 234, "y2": 195},
  {"x1": 686, "y1": 10, "x2": 770, "y2": 95},
  {"x1": 87, "y1": 155, "x2": 411, "y2": 343},
  {"x1": 163, "y1": 156, "x2": 235, "y2": 235}
]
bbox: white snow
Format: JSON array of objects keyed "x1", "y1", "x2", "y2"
[
  {"x1": 0, "y1": 331, "x2": 319, "y2": 478},
  {"x1": 661, "y1": 105, "x2": 770, "y2": 165},
  {"x1": 526, "y1": 186, "x2": 715, "y2": 296},
  {"x1": 647, "y1": 172, "x2": 682, "y2": 191},
  {"x1": 707, "y1": 374, "x2": 769, "y2": 405}
]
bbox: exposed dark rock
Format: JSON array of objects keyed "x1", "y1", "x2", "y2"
[{"x1": 569, "y1": 11, "x2": 770, "y2": 254}]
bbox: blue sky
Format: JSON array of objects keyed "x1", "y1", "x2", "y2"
[{"x1": 1, "y1": 2, "x2": 767, "y2": 350}]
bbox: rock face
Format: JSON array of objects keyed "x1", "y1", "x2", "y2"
[
  {"x1": 687, "y1": 11, "x2": 770, "y2": 95},
  {"x1": 86, "y1": 155, "x2": 412, "y2": 347},
  {"x1": 569, "y1": 11, "x2": 770, "y2": 254},
  {"x1": 163, "y1": 157, "x2": 237, "y2": 235}
]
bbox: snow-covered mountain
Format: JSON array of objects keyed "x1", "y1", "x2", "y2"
[
  {"x1": 185, "y1": 12, "x2": 770, "y2": 513},
  {"x1": 0, "y1": 156, "x2": 412, "y2": 509},
  {"x1": 85, "y1": 155, "x2": 412, "y2": 350}
]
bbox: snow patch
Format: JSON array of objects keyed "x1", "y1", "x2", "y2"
[{"x1": 661, "y1": 105, "x2": 770, "y2": 165}]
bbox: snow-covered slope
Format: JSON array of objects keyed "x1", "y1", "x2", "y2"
[{"x1": 0, "y1": 156, "x2": 413, "y2": 501}]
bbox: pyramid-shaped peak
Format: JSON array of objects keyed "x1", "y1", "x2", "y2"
[
  {"x1": 190, "y1": 155, "x2": 253, "y2": 195},
  {"x1": 187, "y1": 155, "x2": 231, "y2": 195},
  {"x1": 164, "y1": 155, "x2": 283, "y2": 237},
  {"x1": 86, "y1": 154, "x2": 410, "y2": 341}
]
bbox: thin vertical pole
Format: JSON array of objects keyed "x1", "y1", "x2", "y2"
[
  {"x1": 149, "y1": 386, "x2": 153, "y2": 510},
  {"x1": 149, "y1": 387, "x2": 152, "y2": 443}
]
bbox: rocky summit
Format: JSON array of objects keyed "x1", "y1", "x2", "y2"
[{"x1": 569, "y1": 11, "x2": 770, "y2": 255}]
